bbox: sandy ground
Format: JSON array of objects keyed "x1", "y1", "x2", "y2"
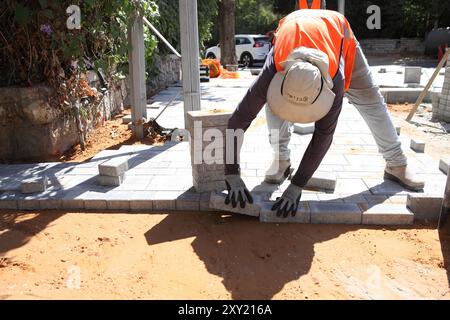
[
  {"x1": 388, "y1": 104, "x2": 450, "y2": 160},
  {"x1": 0, "y1": 211, "x2": 449, "y2": 300}
]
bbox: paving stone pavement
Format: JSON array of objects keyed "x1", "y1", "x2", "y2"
[{"x1": 0, "y1": 75, "x2": 448, "y2": 225}]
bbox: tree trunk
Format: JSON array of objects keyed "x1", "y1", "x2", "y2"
[{"x1": 218, "y1": 0, "x2": 237, "y2": 67}]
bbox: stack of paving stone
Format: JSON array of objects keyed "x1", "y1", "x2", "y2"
[
  {"x1": 187, "y1": 110, "x2": 233, "y2": 192},
  {"x1": 98, "y1": 156, "x2": 129, "y2": 186},
  {"x1": 433, "y1": 54, "x2": 450, "y2": 122}
]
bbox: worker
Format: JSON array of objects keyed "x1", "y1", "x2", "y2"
[{"x1": 223, "y1": 9, "x2": 425, "y2": 218}]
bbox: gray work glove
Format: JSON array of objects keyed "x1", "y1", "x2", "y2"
[
  {"x1": 224, "y1": 175, "x2": 254, "y2": 209},
  {"x1": 272, "y1": 183, "x2": 303, "y2": 218}
]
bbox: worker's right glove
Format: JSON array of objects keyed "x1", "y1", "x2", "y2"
[
  {"x1": 272, "y1": 183, "x2": 303, "y2": 218},
  {"x1": 224, "y1": 174, "x2": 254, "y2": 209}
]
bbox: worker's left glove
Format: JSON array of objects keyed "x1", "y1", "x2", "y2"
[
  {"x1": 225, "y1": 174, "x2": 254, "y2": 209},
  {"x1": 272, "y1": 183, "x2": 303, "y2": 218}
]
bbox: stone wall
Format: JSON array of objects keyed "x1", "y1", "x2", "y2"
[
  {"x1": 146, "y1": 54, "x2": 181, "y2": 97},
  {"x1": 432, "y1": 54, "x2": 450, "y2": 122},
  {"x1": 360, "y1": 38, "x2": 425, "y2": 55},
  {"x1": 0, "y1": 76, "x2": 127, "y2": 162}
]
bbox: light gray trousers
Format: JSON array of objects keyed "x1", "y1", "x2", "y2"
[{"x1": 266, "y1": 43, "x2": 408, "y2": 167}]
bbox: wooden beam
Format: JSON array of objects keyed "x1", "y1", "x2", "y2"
[
  {"x1": 128, "y1": 11, "x2": 147, "y2": 139},
  {"x1": 179, "y1": 0, "x2": 201, "y2": 126},
  {"x1": 406, "y1": 49, "x2": 449, "y2": 122}
]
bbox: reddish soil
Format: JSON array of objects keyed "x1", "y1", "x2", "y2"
[{"x1": 0, "y1": 211, "x2": 449, "y2": 300}]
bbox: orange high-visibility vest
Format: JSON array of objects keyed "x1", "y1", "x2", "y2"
[
  {"x1": 273, "y1": 9, "x2": 357, "y2": 92},
  {"x1": 299, "y1": 0, "x2": 322, "y2": 9}
]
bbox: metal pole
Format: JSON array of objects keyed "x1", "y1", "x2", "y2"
[
  {"x1": 143, "y1": 17, "x2": 181, "y2": 58},
  {"x1": 128, "y1": 11, "x2": 147, "y2": 139},
  {"x1": 338, "y1": 0, "x2": 345, "y2": 15},
  {"x1": 179, "y1": 0, "x2": 201, "y2": 126},
  {"x1": 438, "y1": 170, "x2": 450, "y2": 230}
]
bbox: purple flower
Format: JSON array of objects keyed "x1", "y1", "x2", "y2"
[{"x1": 40, "y1": 24, "x2": 52, "y2": 35}]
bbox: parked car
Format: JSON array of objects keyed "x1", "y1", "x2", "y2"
[{"x1": 205, "y1": 34, "x2": 271, "y2": 67}]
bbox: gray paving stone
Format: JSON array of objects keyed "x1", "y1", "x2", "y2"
[
  {"x1": 176, "y1": 192, "x2": 200, "y2": 211},
  {"x1": 98, "y1": 156, "x2": 129, "y2": 177},
  {"x1": 122, "y1": 114, "x2": 132, "y2": 124},
  {"x1": 21, "y1": 176, "x2": 48, "y2": 194},
  {"x1": 130, "y1": 200, "x2": 153, "y2": 211},
  {"x1": 61, "y1": 199, "x2": 85, "y2": 210},
  {"x1": 98, "y1": 175, "x2": 125, "y2": 187},
  {"x1": 293, "y1": 123, "x2": 315, "y2": 135},
  {"x1": 17, "y1": 199, "x2": 41, "y2": 211},
  {"x1": 406, "y1": 194, "x2": 443, "y2": 221},
  {"x1": 0, "y1": 200, "x2": 17, "y2": 210},
  {"x1": 439, "y1": 158, "x2": 449, "y2": 175},
  {"x1": 107, "y1": 200, "x2": 131, "y2": 211},
  {"x1": 410, "y1": 139, "x2": 425, "y2": 153},
  {"x1": 209, "y1": 192, "x2": 260, "y2": 217},
  {"x1": 85, "y1": 200, "x2": 108, "y2": 211},
  {"x1": 310, "y1": 202, "x2": 362, "y2": 224},
  {"x1": 259, "y1": 202, "x2": 310, "y2": 223},
  {"x1": 305, "y1": 172, "x2": 336, "y2": 192},
  {"x1": 362, "y1": 204, "x2": 414, "y2": 225},
  {"x1": 152, "y1": 191, "x2": 179, "y2": 211},
  {"x1": 199, "y1": 193, "x2": 212, "y2": 211},
  {"x1": 40, "y1": 199, "x2": 62, "y2": 210}
]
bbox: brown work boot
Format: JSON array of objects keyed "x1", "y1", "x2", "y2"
[{"x1": 384, "y1": 165, "x2": 425, "y2": 192}]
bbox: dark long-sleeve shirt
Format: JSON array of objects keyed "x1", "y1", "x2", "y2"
[{"x1": 225, "y1": 48, "x2": 345, "y2": 188}]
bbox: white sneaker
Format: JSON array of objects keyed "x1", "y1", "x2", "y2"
[{"x1": 265, "y1": 159, "x2": 292, "y2": 184}]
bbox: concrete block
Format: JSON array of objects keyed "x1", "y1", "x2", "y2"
[
  {"x1": 0, "y1": 200, "x2": 18, "y2": 210},
  {"x1": 40, "y1": 199, "x2": 62, "y2": 210},
  {"x1": 98, "y1": 174, "x2": 125, "y2": 187},
  {"x1": 439, "y1": 158, "x2": 449, "y2": 175},
  {"x1": 293, "y1": 123, "x2": 315, "y2": 135},
  {"x1": 122, "y1": 114, "x2": 132, "y2": 124},
  {"x1": 404, "y1": 67, "x2": 421, "y2": 84},
  {"x1": 61, "y1": 199, "x2": 85, "y2": 210},
  {"x1": 194, "y1": 179, "x2": 227, "y2": 193},
  {"x1": 199, "y1": 193, "x2": 212, "y2": 211},
  {"x1": 84, "y1": 200, "x2": 107, "y2": 211},
  {"x1": 176, "y1": 193, "x2": 200, "y2": 211},
  {"x1": 362, "y1": 204, "x2": 414, "y2": 225},
  {"x1": 209, "y1": 192, "x2": 260, "y2": 217},
  {"x1": 407, "y1": 194, "x2": 443, "y2": 221},
  {"x1": 305, "y1": 172, "x2": 337, "y2": 192},
  {"x1": 192, "y1": 169, "x2": 224, "y2": 182},
  {"x1": 107, "y1": 200, "x2": 131, "y2": 211},
  {"x1": 17, "y1": 199, "x2": 41, "y2": 211},
  {"x1": 259, "y1": 202, "x2": 310, "y2": 223},
  {"x1": 186, "y1": 110, "x2": 233, "y2": 128},
  {"x1": 21, "y1": 176, "x2": 48, "y2": 194},
  {"x1": 130, "y1": 200, "x2": 153, "y2": 211},
  {"x1": 98, "y1": 156, "x2": 129, "y2": 177},
  {"x1": 410, "y1": 139, "x2": 425, "y2": 153},
  {"x1": 153, "y1": 200, "x2": 176, "y2": 211},
  {"x1": 310, "y1": 202, "x2": 362, "y2": 224}
]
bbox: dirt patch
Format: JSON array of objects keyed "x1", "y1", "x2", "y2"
[
  {"x1": 388, "y1": 103, "x2": 450, "y2": 160},
  {"x1": 0, "y1": 211, "x2": 449, "y2": 300},
  {"x1": 59, "y1": 110, "x2": 167, "y2": 163}
]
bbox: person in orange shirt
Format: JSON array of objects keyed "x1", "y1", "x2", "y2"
[{"x1": 224, "y1": 8, "x2": 424, "y2": 217}]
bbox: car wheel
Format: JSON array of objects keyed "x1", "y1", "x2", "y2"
[
  {"x1": 240, "y1": 53, "x2": 253, "y2": 68},
  {"x1": 206, "y1": 53, "x2": 216, "y2": 60}
]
